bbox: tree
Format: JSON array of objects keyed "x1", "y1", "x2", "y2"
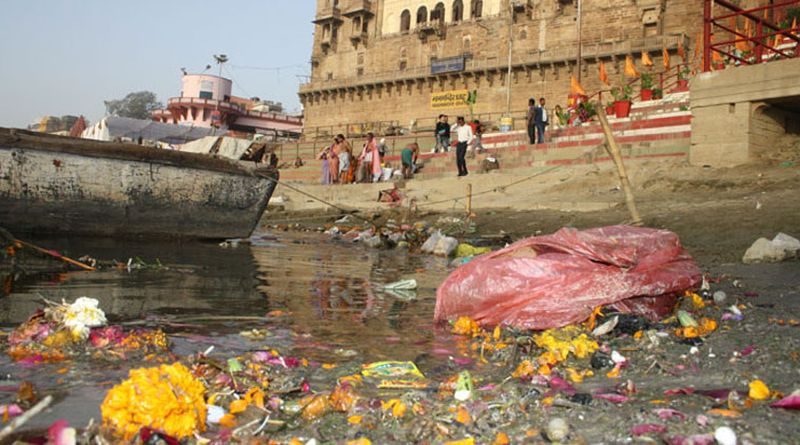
[{"x1": 104, "y1": 91, "x2": 163, "y2": 120}]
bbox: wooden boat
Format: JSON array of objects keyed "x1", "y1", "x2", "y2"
[{"x1": 0, "y1": 128, "x2": 279, "y2": 239}]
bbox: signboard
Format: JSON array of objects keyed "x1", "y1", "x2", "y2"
[
  {"x1": 431, "y1": 56, "x2": 466, "y2": 75},
  {"x1": 431, "y1": 89, "x2": 469, "y2": 110}
]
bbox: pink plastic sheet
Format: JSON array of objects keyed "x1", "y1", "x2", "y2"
[{"x1": 434, "y1": 226, "x2": 701, "y2": 330}]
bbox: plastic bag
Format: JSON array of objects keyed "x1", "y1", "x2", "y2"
[
  {"x1": 455, "y1": 243, "x2": 491, "y2": 258},
  {"x1": 362, "y1": 361, "x2": 425, "y2": 379},
  {"x1": 434, "y1": 226, "x2": 701, "y2": 330},
  {"x1": 434, "y1": 236, "x2": 459, "y2": 257},
  {"x1": 421, "y1": 231, "x2": 443, "y2": 254}
]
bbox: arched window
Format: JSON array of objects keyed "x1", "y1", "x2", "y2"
[
  {"x1": 471, "y1": 0, "x2": 482, "y2": 19},
  {"x1": 432, "y1": 3, "x2": 445, "y2": 23},
  {"x1": 417, "y1": 6, "x2": 428, "y2": 26},
  {"x1": 452, "y1": 0, "x2": 464, "y2": 22},
  {"x1": 400, "y1": 9, "x2": 411, "y2": 32}
]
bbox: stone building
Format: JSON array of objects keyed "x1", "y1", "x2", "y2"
[{"x1": 299, "y1": 0, "x2": 704, "y2": 137}]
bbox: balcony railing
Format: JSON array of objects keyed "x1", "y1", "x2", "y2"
[
  {"x1": 167, "y1": 97, "x2": 244, "y2": 113},
  {"x1": 703, "y1": 0, "x2": 800, "y2": 72}
]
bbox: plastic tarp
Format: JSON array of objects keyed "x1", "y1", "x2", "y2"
[
  {"x1": 177, "y1": 136, "x2": 255, "y2": 160},
  {"x1": 434, "y1": 226, "x2": 701, "y2": 330},
  {"x1": 82, "y1": 117, "x2": 216, "y2": 146}
]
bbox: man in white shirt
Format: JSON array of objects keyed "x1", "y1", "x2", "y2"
[{"x1": 452, "y1": 116, "x2": 474, "y2": 177}]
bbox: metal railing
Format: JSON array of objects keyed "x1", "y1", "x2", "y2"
[{"x1": 703, "y1": 0, "x2": 800, "y2": 72}]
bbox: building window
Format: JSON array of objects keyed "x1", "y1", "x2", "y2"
[
  {"x1": 431, "y1": 3, "x2": 445, "y2": 23},
  {"x1": 471, "y1": 0, "x2": 482, "y2": 19},
  {"x1": 417, "y1": 6, "x2": 428, "y2": 26},
  {"x1": 353, "y1": 16, "x2": 361, "y2": 34},
  {"x1": 400, "y1": 9, "x2": 411, "y2": 32},
  {"x1": 452, "y1": 0, "x2": 463, "y2": 22},
  {"x1": 357, "y1": 67, "x2": 364, "y2": 76},
  {"x1": 199, "y1": 91, "x2": 213, "y2": 100},
  {"x1": 399, "y1": 60, "x2": 407, "y2": 70}
]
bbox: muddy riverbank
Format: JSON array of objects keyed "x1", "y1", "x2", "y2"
[{"x1": 0, "y1": 160, "x2": 797, "y2": 443}]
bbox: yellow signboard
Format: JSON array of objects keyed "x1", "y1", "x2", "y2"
[{"x1": 431, "y1": 89, "x2": 469, "y2": 110}]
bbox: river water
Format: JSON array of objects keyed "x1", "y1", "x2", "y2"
[{"x1": 0, "y1": 231, "x2": 456, "y2": 431}]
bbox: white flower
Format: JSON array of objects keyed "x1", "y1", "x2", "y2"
[
  {"x1": 60, "y1": 297, "x2": 107, "y2": 341},
  {"x1": 63, "y1": 297, "x2": 107, "y2": 328}
]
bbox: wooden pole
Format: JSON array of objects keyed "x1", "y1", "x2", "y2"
[
  {"x1": 466, "y1": 183, "x2": 473, "y2": 216},
  {"x1": 596, "y1": 108, "x2": 643, "y2": 225}
]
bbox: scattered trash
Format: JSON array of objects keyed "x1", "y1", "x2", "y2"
[
  {"x1": 742, "y1": 232, "x2": 800, "y2": 263},
  {"x1": 454, "y1": 243, "x2": 491, "y2": 258},
  {"x1": 714, "y1": 426, "x2": 737, "y2": 445},
  {"x1": 545, "y1": 418, "x2": 569, "y2": 442},
  {"x1": 361, "y1": 361, "x2": 424, "y2": 380},
  {"x1": 383, "y1": 279, "x2": 417, "y2": 290}
]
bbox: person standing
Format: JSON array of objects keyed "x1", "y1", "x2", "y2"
[
  {"x1": 337, "y1": 134, "x2": 352, "y2": 183},
  {"x1": 526, "y1": 98, "x2": 537, "y2": 145},
  {"x1": 435, "y1": 114, "x2": 451, "y2": 153},
  {"x1": 452, "y1": 116, "x2": 474, "y2": 177},
  {"x1": 359, "y1": 132, "x2": 382, "y2": 183},
  {"x1": 535, "y1": 97, "x2": 549, "y2": 144},
  {"x1": 317, "y1": 142, "x2": 333, "y2": 185}
]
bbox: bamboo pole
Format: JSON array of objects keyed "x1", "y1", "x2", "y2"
[
  {"x1": 596, "y1": 108, "x2": 643, "y2": 225},
  {"x1": 466, "y1": 183, "x2": 473, "y2": 216}
]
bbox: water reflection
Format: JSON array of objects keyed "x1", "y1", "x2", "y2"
[{"x1": 0, "y1": 231, "x2": 456, "y2": 429}]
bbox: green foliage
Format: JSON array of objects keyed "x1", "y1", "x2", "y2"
[
  {"x1": 678, "y1": 65, "x2": 691, "y2": 80},
  {"x1": 611, "y1": 85, "x2": 633, "y2": 102},
  {"x1": 104, "y1": 91, "x2": 163, "y2": 120},
  {"x1": 779, "y1": 7, "x2": 800, "y2": 28},
  {"x1": 640, "y1": 73, "x2": 655, "y2": 90},
  {"x1": 582, "y1": 101, "x2": 598, "y2": 118}
]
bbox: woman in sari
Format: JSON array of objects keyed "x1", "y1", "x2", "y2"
[
  {"x1": 329, "y1": 137, "x2": 341, "y2": 183},
  {"x1": 317, "y1": 143, "x2": 332, "y2": 185}
]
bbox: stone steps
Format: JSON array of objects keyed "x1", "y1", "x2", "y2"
[{"x1": 280, "y1": 93, "x2": 692, "y2": 184}]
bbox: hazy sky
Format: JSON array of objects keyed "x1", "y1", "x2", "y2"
[{"x1": 0, "y1": 1, "x2": 316, "y2": 128}]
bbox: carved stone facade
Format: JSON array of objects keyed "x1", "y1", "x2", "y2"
[{"x1": 300, "y1": 0, "x2": 702, "y2": 136}]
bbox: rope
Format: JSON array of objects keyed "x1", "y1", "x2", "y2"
[
  {"x1": 416, "y1": 146, "x2": 595, "y2": 208},
  {"x1": 256, "y1": 143, "x2": 598, "y2": 222},
  {"x1": 255, "y1": 172, "x2": 376, "y2": 226}
]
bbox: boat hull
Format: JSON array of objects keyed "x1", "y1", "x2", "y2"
[{"x1": 0, "y1": 129, "x2": 278, "y2": 239}]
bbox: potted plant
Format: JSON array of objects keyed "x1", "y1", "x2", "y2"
[
  {"x1": 677, "y1": 65, "x2": 690, "y2": 89},
  {"x1": 605, "y1": 101, "x2": 615, "y2": 116},
  {"x1": 640, "y1": 73, "x2": 655, "y2": 101},
  {"x1": 611, "y1": 85, "x2": 633, "y2": 118},
  {"x1": 653, "y1": 88, "x2": 663, "y2": 100}
]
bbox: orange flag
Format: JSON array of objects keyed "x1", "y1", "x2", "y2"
[
  {"x1": 625, "y1": 55, "x2": 639, "y2": 78},
  {"x1": 598, "y1": 61, "x2": 609, "y2": 85},
  {"x1": 793, "y1": 17, "x2": 797, "y2": 34},
  {"x1": 663, "y1": 47, "x2": 670, "y2": 70},
  {"x1": 642, "y1": 51, "x2": 654, "y2": 66},
  {"x1": 570, "y1": 75, "x2": 586, "y2": 95},
  {"x1": 677, "y1": 43, "x2": 686, "y2": 61},
  {"x1": 735, "y1": 27, "x2": 750, "y2": 52},
  {"x1": 694, "y1": 32, "x2": 702, "y2": 60}
]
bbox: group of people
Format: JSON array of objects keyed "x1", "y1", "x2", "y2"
[
  {"x1": 319, "y1": 133, "x2": 423, "y2": 184},
  {"x1": 526, "y1": 97, "x2": 549, "y2": 145},
  {"x1": 435, "y1": 114, "x2": 485, "y2": 177}
]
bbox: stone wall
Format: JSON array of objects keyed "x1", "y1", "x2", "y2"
[{"x1": 303, "y1": 0, "x2": 703, "y2": 136}]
